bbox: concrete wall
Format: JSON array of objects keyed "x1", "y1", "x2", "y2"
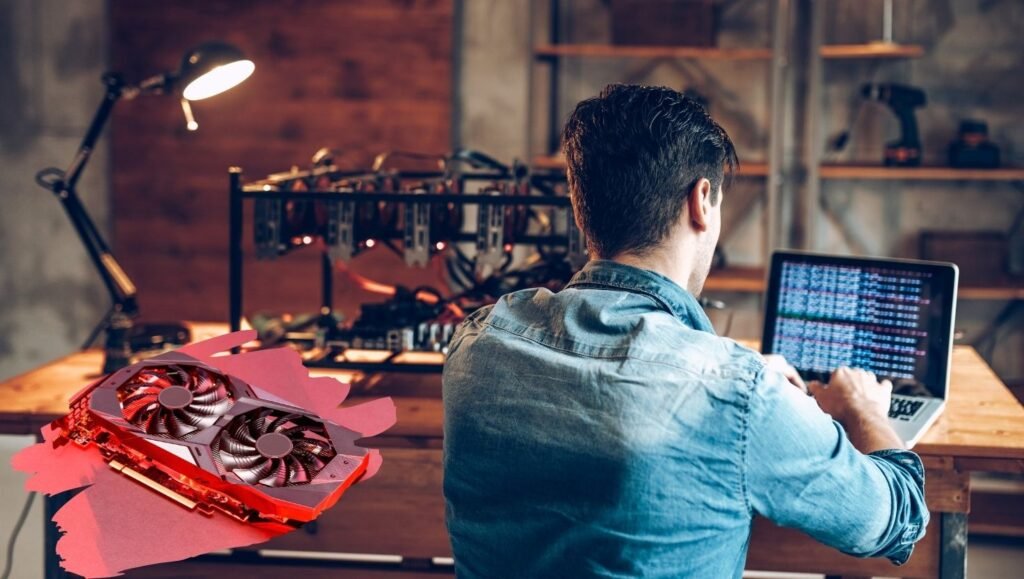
[
  {"x1": 457, "y1": 0, "x2": 1024, "y2": 380},
  {"x1": 0, "y1": 1, "x2": 108, "y2": 575},
  {"x1": 0, "y1": 0, "x2": 110, "y2": 381}
]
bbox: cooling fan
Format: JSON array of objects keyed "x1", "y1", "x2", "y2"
[
  {"x1": 118, "y1": 365, "x2": 234, "y2": 437},
  {"x1": 214, "y1": 409, "x2": 336, "y2": 487},
  {"x1": 55, "y1": 350, "x2": 370, "y2": 530}
]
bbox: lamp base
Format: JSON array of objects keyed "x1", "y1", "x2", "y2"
[{"x1": 103, "y1": 319, "x2": 192, "y2": 373}]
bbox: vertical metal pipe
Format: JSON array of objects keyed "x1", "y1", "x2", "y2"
[
  {"x1": 547, "y1": 0, "x2": 561, "y2": 155},
  {"x1": 228, "y1": 167, "x2": 243, "y2": 337},
  {"x1": 939, "y1": 512, "x2": 968, "y2": 579},
  {"x1": 882, "y1": 0, "x2": 894, "y2": 44},
  {"x1": 451, "y1": 0, "x2": 465, "y2": 150},
  {"x1": 321, "y1": 251, "x2": 334, "y2": 315},
  {"x1": 766, "y1": 0, "x2": 790, "y2": 257},
  {"x1": 803, "y1": 0, "x2": 825, "y2": 250}
]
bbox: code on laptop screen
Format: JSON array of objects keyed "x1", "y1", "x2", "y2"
[{"x1": 768, "y1": 259, "x2": 953, "y2": 397}]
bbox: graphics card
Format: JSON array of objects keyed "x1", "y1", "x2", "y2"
[{"x1": 55, "y1": 350, "x2": 369, "y2": 531}]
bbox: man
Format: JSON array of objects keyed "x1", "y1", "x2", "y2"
[{"x1": 442, "y1": 84, "x2": 927, "y2": 578}]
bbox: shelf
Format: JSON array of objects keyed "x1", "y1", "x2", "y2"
[
  {"x1": 704, "y1": 267, "x2": 767, "y2": 293},
  {"x1": 532, "y1": 155, "x2": 769, "y2": 177},
  {"x1": 820, "y1": 43, "x2": 924, "y2": 59},
  {"x1": 533, "y1": 43, "x2": 923, "y2": 61},
  {"x1": 820, "y1": 165, "x2": 1024, "y2": 181},
  {"x1": 960, "y1": 281, "x2": 1024, "y2": 301},
  {"x1": 702, "y1": 266, "x2": 1024, "y2": 300},
  {"x1": 534, "y1": 44, "x2": 773, "y2": 60}
]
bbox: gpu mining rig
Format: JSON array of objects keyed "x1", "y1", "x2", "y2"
[{"x1": 228, "y1": 149, "x2": 584, "y2": 373}]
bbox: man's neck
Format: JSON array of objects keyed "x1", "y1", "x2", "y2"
[{"x1": 608, "y1": 245, "x2": 699, "y2": 295}]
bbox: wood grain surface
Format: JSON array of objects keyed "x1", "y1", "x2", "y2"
[
  {"x1": 109, "y1": 0, "x2": 453, "y2": 324},
  {"x1": 3, "y1": 334, "x2": 1023, "y2": 466},
  {"x1": 5, "y1": 329, "x2": 1022, "y2": 576}
]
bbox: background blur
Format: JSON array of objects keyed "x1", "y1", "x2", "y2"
[{"x1": 1, "y1": 1, "x2": 1022, "y2": 577}]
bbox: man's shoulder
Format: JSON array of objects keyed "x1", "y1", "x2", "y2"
[
  {"x1": 631, "y1": 312, "x2": 766, "y2": 378},
  {"x1": 452, "y1": 288, "x2": 765, "y2": 379}
]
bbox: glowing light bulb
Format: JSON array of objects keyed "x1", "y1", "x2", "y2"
[{"x1": 182, "y1": 60, "x2": 255, "y2": 101}]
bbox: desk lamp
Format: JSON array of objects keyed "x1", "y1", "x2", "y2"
[{"x1": 34, "y1": 41, "x2": 254, "y2": 373}]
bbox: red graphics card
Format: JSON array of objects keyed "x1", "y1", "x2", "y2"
[{"x1": 54, "y1": 350, "x2": 369, "y2": 532}]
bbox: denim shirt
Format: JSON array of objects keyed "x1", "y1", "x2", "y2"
[{"x1": 442, "y1": 260, "x2": 929, "y2": 578}]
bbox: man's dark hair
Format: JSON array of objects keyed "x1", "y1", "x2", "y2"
[{"x1": 562, "y1": 84, "x2": 738, "y2": 259}]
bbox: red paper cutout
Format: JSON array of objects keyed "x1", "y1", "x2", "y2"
[{"x1": 11, "y1": 331, "x2": 396, "y2": 577}]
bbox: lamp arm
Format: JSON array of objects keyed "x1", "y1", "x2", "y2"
[{"x1": 35, "y1": 72, "x2": 138, "y2": 316}]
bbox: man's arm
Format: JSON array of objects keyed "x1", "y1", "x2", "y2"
[
  {"x1": 808, "y1": 367, "x2": 903, "y2": 453},
  {"x1": 744, "y1": 366, "x2": 928, "y2": 564}
]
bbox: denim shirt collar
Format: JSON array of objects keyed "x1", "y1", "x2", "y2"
[{"x1": 565, "y1": 260, "x2": 716, "y2": 334}]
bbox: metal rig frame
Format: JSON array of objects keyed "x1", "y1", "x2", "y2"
[{"x1": 227, "y1": 166, "x2": 576, "y2": 371}]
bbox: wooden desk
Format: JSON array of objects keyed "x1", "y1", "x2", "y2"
[{"x1": 3, "y1": 338, "x2": 1023, "y2": 579}]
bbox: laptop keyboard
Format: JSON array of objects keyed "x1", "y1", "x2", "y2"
[{"x1": 889, "y1": 398, "x2": 924, "y2": 421}]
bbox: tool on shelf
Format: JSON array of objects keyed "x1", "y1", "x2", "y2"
[{"x1": 949, "y1": 120, "x2": 1001, "y2": 169}]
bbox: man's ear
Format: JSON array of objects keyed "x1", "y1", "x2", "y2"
[{"x1": 688, "y1": 178, "x2": 713, "y2": 232}]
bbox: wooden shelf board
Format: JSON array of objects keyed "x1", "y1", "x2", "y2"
[
  {"x1": 704, "y1": 267, "x2": 767, "y2": 293},
  {"x1": 820, "y1": 165, "x2": 1024, "y2": 181},
  {"x1": 531, "y1": 155, "x2": 769, "y2": 177},
  {"x1": 534, "y1": 43, "x2": 923, "y2": 61},
  {"x1": 959, "y1": 282, "x2": 1024, "y2": 301},
  {"x1": 702, "y1": 267, "x2": 1024, "y2": 300},
  {"x1": 534, "y1": 44, "x2": 773, "y2": 60},
  {"x1": 821, "y1": 43, "x2": 925, "y2": 59},
  {"x1": 532, "y1": 155, "x2": 568, "y2": 170}
]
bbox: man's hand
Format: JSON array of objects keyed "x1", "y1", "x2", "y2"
[
  {"x1": 809, "y1": 367, "x2": 904, "y2": 452},
  {"x1": 764, "y1": 354, "x2": 807, "y2": 394},
  {"x1": 808, "y1": 367, "x2": 892, "y2": 422}
]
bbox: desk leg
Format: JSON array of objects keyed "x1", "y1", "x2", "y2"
[
  {"x1": 43, "y1": 491, "x2": 72, "y2": 579},
  {"x1": 940, "y1": 512, "x2": 968, "y2": 579}
]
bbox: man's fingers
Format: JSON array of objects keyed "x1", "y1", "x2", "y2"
[
  {"x1": 784, "y1": 366, "x2": 808, "y2": 394},
  {"x1": 807, "y1": 380, "x2": 826, "y2": 396},
  {"x1": 764, "y1": 355, "x2": 807, "y2": 393}
]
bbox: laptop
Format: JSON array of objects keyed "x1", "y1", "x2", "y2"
[{"x1": 761, "y1": 251, "x2": 959, "y2": 447}]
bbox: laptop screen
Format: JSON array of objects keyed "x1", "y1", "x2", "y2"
[{"x1": 762, "y1": 252, "x2": 959, "y2": 399}]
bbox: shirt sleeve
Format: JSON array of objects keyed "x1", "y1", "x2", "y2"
[{"x1": 743, "y1": 366, "x2": 929, "y2": 565}]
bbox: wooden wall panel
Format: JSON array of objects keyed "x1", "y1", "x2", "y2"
[{"x1": 110, "y1": 0, "x2": 453, "y2": 323}]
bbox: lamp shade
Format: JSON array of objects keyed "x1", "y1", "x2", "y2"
[{"x1": 178, "y1": 41, "x2": 254, "y2": 101}]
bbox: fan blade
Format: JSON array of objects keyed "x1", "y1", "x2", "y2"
[
  {"x1": 268, "y1": 413, "x2": 301, "y2": 433},
  {"x1": 220, "y1": 435, "x2": 259, "y2": 456},
  {"x1": 259, "y1": 459, "x2": 289, "y2": 487},
  {"x1": 279, "y1": 424, "x2": 314, "y2": 438},
  {"x1": 234, "y1": 459, "x2": 275, "y2": 484},
  {"x1": 286, "y1": 456, "x2": 310, "y2": 484},
  {"x1": 131, "y1": 407, "x2": 159, "y2": 431},
  {"x1": 291, "y1": 448, "x2": 327, "y2": 473},
  {"x1": 219, "y1": 450, "x2": 264, "y2": 470},
  {"x1": 123, "y1": 397, "x2": 159, "y2": 421},
  {"x1": 165, "y1": 412, "x2": 195, "y2": 437},
  {"x1": 292, "y1": 439, "x2": 329, "y2": 457},
  {"x1": 231, "y1": 420, "x2": 257, "y2": 444},
  {"x1": 150, "y1": 410, "x2": 169, "y2": 435},
  {"x1": 167, "y1": 366, "x2": 191, "y2": 385},
  {"x1": 190, "y1": 370, "x2": 212, "y2": 390},
  {"x1": 191, "y1": 389, "x2": 225, "y2": 403},
  {"x1": 137, "y1": 371, "x2": 172, "y2": 387},
  {"x1": 174, "y1": 407, "x2": 207, "y2": 427},
  {"x1": 248, "y1": 412, "x2": 271, "y2": 439},
  {"x1": 189, "y1": 399, "x2": 232, "y2": 417},
  {"x1": 122, "y1": 385, "x2": 162, "y2": 399}
]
